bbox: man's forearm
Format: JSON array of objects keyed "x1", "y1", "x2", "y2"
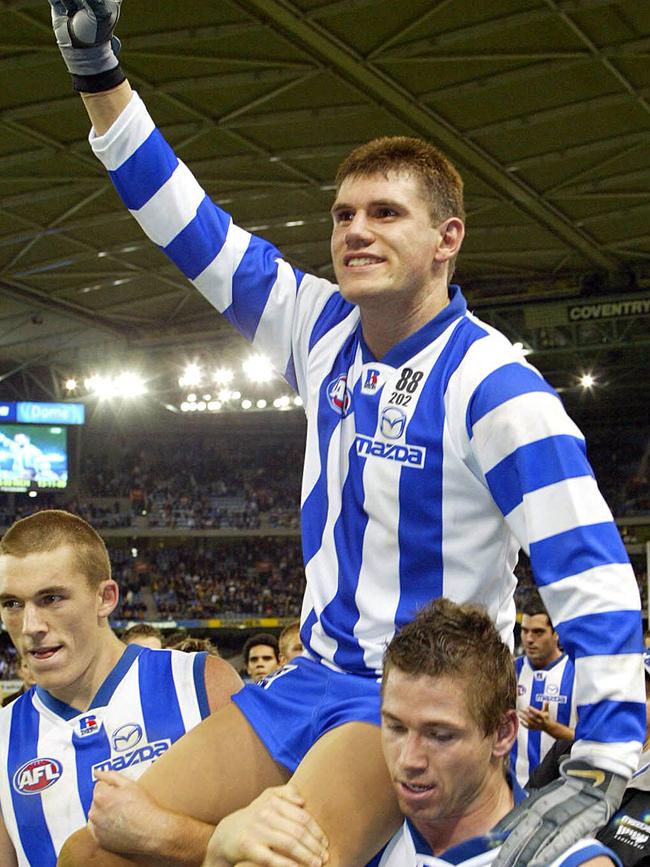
[
  {"x1": 81, "y1": 80, "x2": 133, "y2": 135},
  {"x1": 151, "y1": 810, "x2": 214, "y2": 866}
]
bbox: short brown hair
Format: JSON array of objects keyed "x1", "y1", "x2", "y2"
[
  {"x1": 383, "y1": 598, "x2": 515, "y2": 735},
  {"x1": 0, "y1": 510, "x2": 111, "y2": 588},
  {"x1": 335, "y1": 136, "x2": 465, "y2": 226},
  {"x1": 122, "y1": 623, "x2": 163, "y2": 645}
]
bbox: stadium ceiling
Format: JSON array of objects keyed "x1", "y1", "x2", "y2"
[{"x1": 0, "y1": 0, "x2": 648, "y2": 422}]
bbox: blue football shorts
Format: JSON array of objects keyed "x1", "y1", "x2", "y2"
[{"x1": 232, "y1": 655, "x2": 382, "y2": 772}]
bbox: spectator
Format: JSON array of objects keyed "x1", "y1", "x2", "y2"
[
  {"x1": 242, "y1": 633, "x2": 280, "y2": 683},
  {"x1": 121, "y1": 623, "x2": 163, "y2": 650}
]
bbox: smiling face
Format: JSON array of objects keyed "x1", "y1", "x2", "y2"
[
  {"x1": 330, "y1": 171, "x2": 463, "y2": 313},
  {"x1": 381, "y1": 668, "x2": 515, "y2": 842},
  {"x1": 0, "y1": 544, "x2": 120, "y2": 707}
]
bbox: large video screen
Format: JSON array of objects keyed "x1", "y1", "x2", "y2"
[{"x1": 0, "y1": 423, "x2": 68, "y2": 491}]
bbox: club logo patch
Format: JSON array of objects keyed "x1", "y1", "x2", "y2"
[
  {"x1": 13, "y1": 758, "x2": 62, "y2": 795},
  {"x1": 327, "y1": 375, "x2": 352, "y2": 417}
]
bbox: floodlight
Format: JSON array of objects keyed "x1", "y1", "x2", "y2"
[
  {"x1": 580, "y1": 373, "x2": 595, "y2": 389},
  {"x1": 256, "y1": 399, "x2": 267, "y2": 409},
  {"x1": 213, "y1": 367, "x2": 234, "y2": 385},
  {"x1": 179, "y1": 363, "x2": 203, "y2": 388},
  {"x1": 64, "y1": 378, "x2": 77, "y2": 392},
  {"x1": 243, "y1": 354, "x2": 274, "y2": 383}
]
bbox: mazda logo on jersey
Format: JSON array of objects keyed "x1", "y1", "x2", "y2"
[
  {"x1": 13, "y1": 758, "x2": 62, "y2": 795},
  {"x1": 111, "y1": 723, "x2": 143, "y2": 752},
  {"x1": 380, "y1": 406, "x2": 406, "y2": 439}
]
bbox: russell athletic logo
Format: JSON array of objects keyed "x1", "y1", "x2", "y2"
[{"x1": 13, "y1": 758, "x2": 62, "y2": 795}]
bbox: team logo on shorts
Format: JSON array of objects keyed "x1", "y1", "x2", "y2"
[
  {"x1": 361, "y1": 368, "x2": 382, "y2": 394},
  {"x1": 79, "y1": 714, "x2": 100, "y2": 737},
  {"x1": 327, "y1": 375, "x2": 352, "y2": 417},
  {"x1": 13, "y1": 758, "x2": 62, "y2": 795},
  {"x1": 111, "y1": 723, "x2": 143, "y2": 752},
  {"x1": 380, "y1": 406, "x2": 406, "y2": 439}
]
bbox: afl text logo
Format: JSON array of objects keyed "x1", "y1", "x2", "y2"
[
  {"x1": 13, "y1": 758, "x2": 62, "y2": 795},
  {"x1": 112, "y1": 723, "x2": 143, "y2": 752},
  {"x1": 327, "y1": 374, "x2": 352, "y2": 417},
  {"x1": 381, "y1": 406, "x2": 406, "y2": 440}
]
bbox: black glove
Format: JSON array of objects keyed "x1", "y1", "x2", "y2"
[
  {"x1": 492, "y1": 759, "x2": 628, "y2": 866},
  {"x1": 49, "y1": 0, "x2": 124, "y2": 92}
]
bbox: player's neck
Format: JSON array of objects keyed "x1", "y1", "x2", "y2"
[
  {"x1": 531, "y1": 649, "x2": 562, "y2": 670},
  {"x1": 414, "y1": 768, "x2": 514, "y2": 856},
  {"x1": 359, "y1": 282, "x2": 450, "y2": 360},
  {"x1": 47, "y1": 631, "x2": 126, "y2": 712}
]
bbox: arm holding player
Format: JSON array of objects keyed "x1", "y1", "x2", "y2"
[
  {"x1": 0, "y1": 814, "x2": 19, "y2": 867},
  {"x1": 518, "y1": 702, "x2": 575, "y2": 741}
]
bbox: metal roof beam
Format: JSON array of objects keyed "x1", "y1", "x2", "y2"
[{"x1": 234, "y1": 0, "x2": 619, "y2": 270}]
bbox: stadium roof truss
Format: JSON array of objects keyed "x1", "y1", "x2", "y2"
[{"x1": 0, "y1": 0, "x2": 648, "y2": 419}]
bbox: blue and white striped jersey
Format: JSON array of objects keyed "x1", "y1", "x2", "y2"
[
  {"x1": 0, "y1": 644, "x2": 210, "y2": 867},
  {"x1": 372, "y1": 819, "x2": 621, "y2": 866},
  {"x1": 511, "y1": 653, "x2": 577, "y2": 787},
  {"x1": 89, "y1": 91, "x2": 645, "y2": 777}
]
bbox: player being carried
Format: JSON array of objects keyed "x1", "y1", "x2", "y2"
[{"x1": 47, "y1": 2, "x2": 645, "y2": 866}]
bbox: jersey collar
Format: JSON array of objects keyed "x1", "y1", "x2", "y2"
[
  {"x1": 359, "y1": 284, "x2": 467, "y2": 367},
  {"x1": 34, "y1": 643, "x2": 144, "y2": 720}
]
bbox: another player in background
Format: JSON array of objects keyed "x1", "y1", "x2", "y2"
[
  {"x1": 242, "y1": 633, "x2": 281, "y2": 683},
  {"x1": 0, "y1": 510, "x2": 241, "y2": 867},
  {"x1": 121, "y1": 623, "x2": 163, "y2": 650},
  {"x1": 511, "y1": 597, "x2": 577, "y2": 787},
  {"x1": 278, "y1": 620, "x2": 303, "y2": 666},
  {"x1": 48, "y1": 3, "x2": 644, "y2": 866}
]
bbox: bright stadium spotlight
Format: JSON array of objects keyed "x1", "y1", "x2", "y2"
[
  {"x1": 241, "y1": 399, "x2": 252, "y2": 410},
  {"x1": 293, "y1": 396, "x2": 303, "y2": 407},
  {"x1": 256, "y1": 399, "x2": 267, "y2": 409},
  {"x1": 243, "y1": 353, "x2": 274, "y2": 383},
  {"x1": 202, "y1": 393, "x2": 212, "y2": 401},
  {"x1": 513, "y1": 341, "x2": 533, "y2": 358},
  {"x1": 180, "y1": 402, "x2": 190, "y2": 412},
  {"x1": 231, "y1": 390, "x2": 241, "y2": 400},
  {"x1": 213, "y1": 367, "x2": 234, "y2": 385},
  {"x1": 179, "y1": 362, "x2": 203, "y2": 388},
  {"x1": 187, "y1": 393, "x2": 197, "y2": 402},
  {"x1": 89, "y1": 375, "x2": 115, "y2": 399},
  {"x1": 273, "y1": 395, "x2": 291, "y2": 410},
  {"x1": 197, "y1": 401, "x2": 207, "y2": 411},
  {"x1": 218, "y1": 388, "x2": 232, "y2": 402},
  {"x1": 208, "y1": 401, "x2": 222, "y2": 411},
  {"x1": 114, "y1": 371, "x2": 146, "y2": 397},
  {"x1": 580, "y1": 372, "x2": 596, "y2": 389},
  {"x1": 64, "y1": 378, "x2": 77, "y2": 392}
]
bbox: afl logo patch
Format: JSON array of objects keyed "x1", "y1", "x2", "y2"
[
  {"x1": 13, "y1": 758, "x2": 62, "y2": 795},
  {"x1": 112, "y1": 723, "x2": 143, "y2": 752},
  {"x1": 327, "y1": 374, "x2": 352, "y2": 417}
]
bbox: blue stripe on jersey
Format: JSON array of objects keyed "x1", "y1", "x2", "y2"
[
  {"x1": 394, "y1": 316, "x2": 487, "y2": 630},
  {"x1": 138, "y1": 651, "x2": 185, "y2": 744},
  {"x1": 576, "y1": 700, "x2": 646, "y2": 745},
  {"x1": 466, "y1": 362, "x2": 557, "y2": 438},
  {"x1": 229, "y1": 233, "x2": 292, "y2": 342},
  {"x1": 308, "y1": 292, "x2": 355, "y2": 354},
  {"x1": 165, "y1": 196, "x2": 231, "y2": 281},
  {"x1": 557, "y1": 658, "x2": 575, "y2": 727},
  {"x1": 92, "y1": 644, "x2": 142, "y2": 708},
  {"x1": 9, "y1": 697, "x2": 58, "y2": 866},
  {"x1": 71, "y1": 724, "x2": 111, "y2": 818},
  {"x1": 301, "y1": 332, "x2": 360, "y2": 568},
  {"x1": 109, "y1": 128, "x2": 178, "y2": 211},
  {"x1": 530, "y1": 522, "x2": 629, "y2": 586},
  {"x1": 284, "y1": 355, "x2": 298, "y2": 392},
  {"x1": 557, "y1": 610, "x2": 641, "y2": 658},
  {"x1": 486, "y1": 435, "x2": 593, "y2": 517},
  {"x1": 325, "y1": 373, "x2": 380, "y2": 671},
  {"x1": 192, "y1": 652, "x2": 210, "y2": 718}
]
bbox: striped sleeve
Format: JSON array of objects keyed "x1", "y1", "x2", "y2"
[
  {"x1": 467, "y1": 354, "x2": 645, "y2": 778},
  {"x1": 89, "y1": 92, "x2": 345, "y2": 396}
]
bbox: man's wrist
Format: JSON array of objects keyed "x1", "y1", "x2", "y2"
[
  {"x1": 73, "y1": 64, "x2": 125, "y2": 94},
  {"x1": 156, "y1": 810, "x2": 214, "y2": 865}
]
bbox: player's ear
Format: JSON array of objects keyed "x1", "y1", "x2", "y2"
[
  {"x1": 492, "y1": 709, "x2": 518, "y2": 758},
  {"x1": 433, "y1": 217, "x2": 464, "y2": 264},
  {"x1": 97, "y1": 579, "x2": 119, "y2": 619}
]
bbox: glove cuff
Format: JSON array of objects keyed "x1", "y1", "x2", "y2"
[{"x1": 72, "y1": 64, "x2": 126, "y2": 94}]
